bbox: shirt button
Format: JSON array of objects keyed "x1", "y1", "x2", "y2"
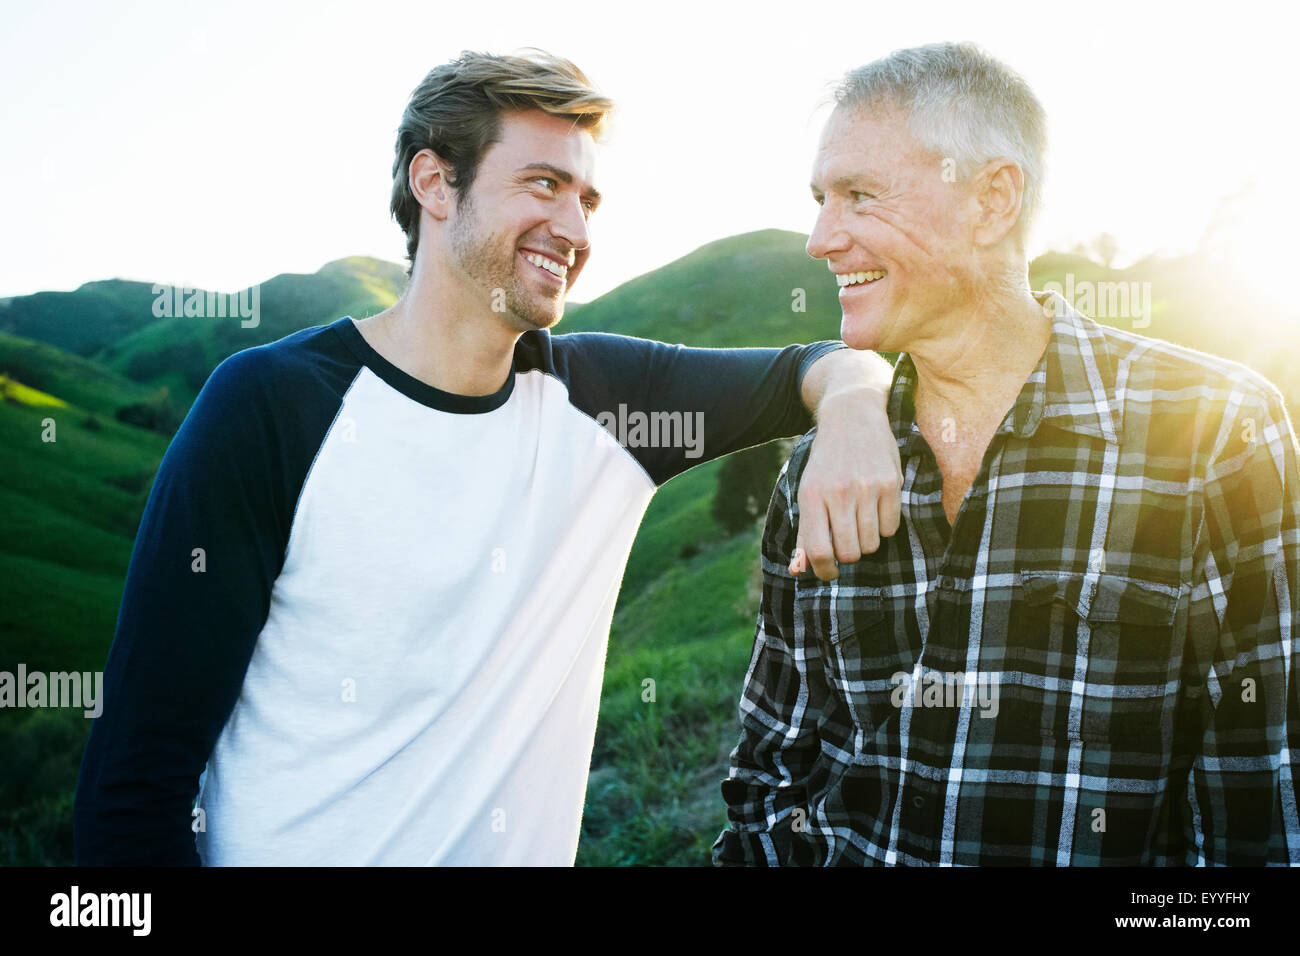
[{"x1": 912, "y1": 795, "x2": 924, "y2": 809}]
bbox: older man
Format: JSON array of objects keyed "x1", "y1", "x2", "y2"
[{"x1": 715, "y1": 42, "x2": 1300, "y2": 866}]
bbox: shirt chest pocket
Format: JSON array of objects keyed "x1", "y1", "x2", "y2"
[
  {"x1": 795, "y1": 580, "x2": 919, "y2": 737},
  {"x1": 1017, "y1": 571, "x2": 1181, "y2": 746}
]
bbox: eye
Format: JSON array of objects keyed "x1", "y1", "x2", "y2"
[
  {"x1": 851, "y1": 191, "x2": 874, "y2": 202},
  {"x1": 532, "y1": 176, "x2": 558, "y2": 191}
]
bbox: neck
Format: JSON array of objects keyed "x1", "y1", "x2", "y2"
[
  {"x1": 910, "y1": 281, "x2": 1050, "y2": 426},
  {"x1": 356, "y1": 254, "x2": 520, "y2": 397}
]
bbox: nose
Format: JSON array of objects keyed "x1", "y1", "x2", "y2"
[
  {"x1": 549, "y1": 193, "x2": 590, "y2": 256},
  {"x1": 806, "y1": 202, "x2": 849, "y2": 261}
]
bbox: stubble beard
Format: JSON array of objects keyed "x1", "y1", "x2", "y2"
[{"x1": 448, "y1": 189, "x2": 564, "y2": 333}]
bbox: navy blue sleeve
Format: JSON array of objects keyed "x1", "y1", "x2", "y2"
[
  {"x1": 543, "y1": 333, "x2": 846, "y2": 485},
  {"x1": 73, "y1": 346, "x2": 338, "y2": 865}
]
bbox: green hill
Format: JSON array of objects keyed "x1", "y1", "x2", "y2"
[
  {"x1": 1, "y1": 258, "x2": 407, "y2": 409},
  {"x1": 561, "y1": 229, "x2": 846, "y2": 347},
  {"x1": 0, "y1": 279, "x2": 163, "y2": 358},
  {"x1": 0, "y1": 331, "x2": 159, "y2": 414},
  {"x1": 99, "y1": 257, "x2": 406, "y2": 406},
  {"x1": 0, "y1": 336, "x2": 173, "y2": 862}
]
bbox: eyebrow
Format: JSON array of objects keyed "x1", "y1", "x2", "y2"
[
  {"x1": 517, "y1": 163, "x2": 602, "y2": 204},
  {"x1": 810, "y1": 174, "x2": 884, "y2": 196}
]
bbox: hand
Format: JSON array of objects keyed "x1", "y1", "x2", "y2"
[{"x1": 789, "y1": 387, "x2": 902, "y2": 581}]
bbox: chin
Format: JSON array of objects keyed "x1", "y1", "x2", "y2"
[
  {"x1": 510, "y1": 305, "x2": 563, "y2": 333},
  {"x1": 501, "y1": 286, "x2": 564, "y2": 332},
  {"x1": 840, "y1": 313, "x2": 885, "y2": 352},
  {"x1": 535, "y1": 299, "x2": 566, "y2": 330}
]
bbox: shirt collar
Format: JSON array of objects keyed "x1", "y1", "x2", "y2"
[{"x1": 886, "y1": 290, "x2": 1124, "y2": 450}]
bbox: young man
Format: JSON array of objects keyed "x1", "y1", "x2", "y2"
[
  {"x1": 716, "y1": 42, "x2": 1299, "y2": 866},
  {"x1": 73, "y1": 50, "x2": 903, "y2": 865}
]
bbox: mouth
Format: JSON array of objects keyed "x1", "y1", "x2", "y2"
[
  {"x1": 519, "y1": 249, "x2": 569, "y2": 287},
  {"x1": 835, "y1": 270, "x2": 887, "y2": 297}
]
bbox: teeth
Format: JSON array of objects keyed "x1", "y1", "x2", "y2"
[
  {"x1": 836, "y1": 270, "x2": 886, "y2": 288},
  {"x1": 525, "y1": 252, "x2": 568, "y2": 277}
]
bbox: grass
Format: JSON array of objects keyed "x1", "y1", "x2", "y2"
[
  {"x1": 576, "y1": 491, "x2": 767, "y2": 866},
  {"x1": 0, "y1": 376, "x2": 156, "y2": 865},
  {"x1": 0, "y1": 374, "x2": 66, "y2": 408},
  {"x1": 0, "y1": 708, "x2": 86, "y2": 866}
]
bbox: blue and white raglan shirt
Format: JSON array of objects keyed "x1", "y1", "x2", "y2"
[{"x1": 73, "y1": 316, "x2": 843, "y2": 866}]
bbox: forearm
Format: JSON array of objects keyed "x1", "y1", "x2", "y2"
[
  {"x1": 75, "y1": 703, "x2": 207, "y2": 866},
  {"x1": 1191, "y1": 387, "x2": 1300, "y2": 864},
  {"x1": 75, "y1": 579, "x2": 233, "y2": 866},
  {"x1": 1189, "y1": 638, "x2": 1296, "y2": 865},
  {"x1": 75, "y1": 525, "x2": 264, "y2": 866},
  {"x1": 799, "y1": 346, "x2": 894, "y2": 418}
]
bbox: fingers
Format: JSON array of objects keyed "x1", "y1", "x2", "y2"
[
  {"x1": 828, "y1": 497, "x2": 863, "y2": 565},
  {"x1": 878, "y1": 473, "x2": 902, "y2": 539},
  {"x1": 856, "y1": 500, "x2": 880, "y2": 555},
  {"x1": 790, "y1": 507, "x2": 808, "y2": 575},
  {"x1": 794, "y1": 472, "x2": 905, "y2": 581},
  {"x1": 795, "y1": 491, "x2": 839, "y2": 581}
]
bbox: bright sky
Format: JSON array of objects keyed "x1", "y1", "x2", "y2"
[{"x1": 2, "y1": 0, "x2": 1295, "y2": 303}]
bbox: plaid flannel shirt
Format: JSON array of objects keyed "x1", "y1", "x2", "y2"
[{"x1": 713, "y1": 291, "x2": 1300, "y2": 866}]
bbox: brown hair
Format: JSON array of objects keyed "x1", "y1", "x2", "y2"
[{"x1": 390, "y1": 49, "x2": 613, "y2": 274}]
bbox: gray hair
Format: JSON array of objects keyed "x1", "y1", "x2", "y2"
[{"x1": 834, "y1": 42, "x2": 1048, "y2": 239}]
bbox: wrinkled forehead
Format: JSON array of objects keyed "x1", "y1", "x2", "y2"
[{"x1": 811, "y1": 103, "x2": 928, "y2": 182}]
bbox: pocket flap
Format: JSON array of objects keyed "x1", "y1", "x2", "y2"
[
  {"x1": 1086, "y1": 575, "x2": 1178, "y2": 626},
  {"x1": 1020, "y1": 570, "x2": 1087, "y2": 609},
  {"x1": 1019, "y1": 571, "x2": 1178, "y2": 626},
  {"x1": 795, "y1": 583, "x2": 885, "y2": 643},
  {"x1": 830, "y1": 595, "x2": 884, "y2": 642}
]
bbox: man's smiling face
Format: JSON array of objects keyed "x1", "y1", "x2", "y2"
[
  {"x1": 807, "y1": 103, "x2": 976, "y2": 353},
  {"x1": 447, "y1": 109, "x2": 602, "y2": 332}
]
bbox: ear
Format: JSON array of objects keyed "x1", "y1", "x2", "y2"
[
  {"x1": 971, "y1": 157, "x2": 1025, "y2": 247},
  {"x1": 409, "y1": 148, "x2": 455, "y2": 222}
]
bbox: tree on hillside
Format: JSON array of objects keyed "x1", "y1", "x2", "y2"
[
  {"x1": 1089, "y1": 232, "x2": 1119, "y2": 269},
  {"x1": 115, "y1": 387, "x2": 183, "y2": 436},
  {"x1": 711, "y1": 439, "x2": 791, "y2": 534}
]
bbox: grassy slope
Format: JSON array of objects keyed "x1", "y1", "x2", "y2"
[
  {"x1": 0, "y1": 350, "x2": 169, "y2": 864},
  {"x1": 0, "y1": 280, "x2": 162, "y2": 357},
  {"x1": 561, "y1": 229, "x2": 845, "y2": 348},
  {"x1": 100, "y1": 257, "x2": 405, "y2": 406}
]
